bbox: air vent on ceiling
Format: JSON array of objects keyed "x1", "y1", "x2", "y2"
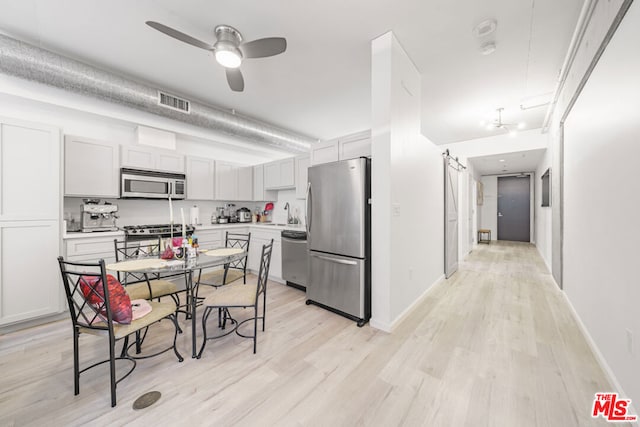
[{"x1": 158, "y1": 91, "x2": 190, "y2": 113}]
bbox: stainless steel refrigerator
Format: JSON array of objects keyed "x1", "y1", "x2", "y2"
[{"x1": 306, "y1": 157, "x2": 371, "y2": 326}]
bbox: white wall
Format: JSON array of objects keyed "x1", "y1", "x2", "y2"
[
  {"x1": 0, "y1": 77, "x2": 289, "y2": 164},
  {"x1": 479, "y1": 176, "x2": 498, "y2": 237},
  {"x1": 562, "y1": 0, "x2": 640, "y2": 406},
  {"x1": 534, "y1": 149, "x2": 552, "y2": 270},
  {"x1": 371, "y1": 32, "x2": 444, "y2": 332},
  {"x1": 441, "y1": 130, "x2": 548, "y2": 257}
]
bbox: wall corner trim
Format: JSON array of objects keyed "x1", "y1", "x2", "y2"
[{"x1": 370, "y1": 274, "x2": 446, "y2": 334}]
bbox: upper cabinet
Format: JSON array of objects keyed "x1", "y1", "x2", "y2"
[
  {"x1": 215, "y1": 161, "x2": 237, "y2": 201},
  {"x1": 295, "y1": 155, "x2": 310, "y2": 199},
  {"x1": 214, "y1": 162, "x2": 253, "y2": 201},
  {"x1": 339, "y1": 130, "x2": 371, "y2": 159},
  {"x1": 253, "y1": 164, "x2": 276, "y2": 201},
  {"x1": 237, "y1": 166, "x2": 253, "y2": 201},
  {"x1": 121, "y1": 145, "x2": 185, "y2": 173},
  {"x1": 310, "y1": 139, "x2": 339, "y2": 166},
  {"x1": 264, "y1": 158, "x2": 295, "y2": 190},
  {"x1": 186, "y1": 156, "x2": 215, "y2": 200},
  {"x1": 64, "y1": 135, "x2": 120, "y2": 198},
  {"x1": 310, "y1": 130, "x2": 371, "y2": 166}
]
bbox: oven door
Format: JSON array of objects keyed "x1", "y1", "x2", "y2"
[{"x1": 121, "y1": 173, "x2": 171, "y2": 198}]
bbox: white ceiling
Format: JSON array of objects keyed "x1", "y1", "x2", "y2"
[
  {"x1": 0, "y1": 0, "x2": 582, "y2": 145},
  {"x1": 469, "y1": 148, "x2": 546, "y2": 175}
]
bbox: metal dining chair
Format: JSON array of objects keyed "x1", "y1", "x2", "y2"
[
  {"x1": 196, "y1": 231, "x2": 251, "y2": 288},
  {"x1": 113, "y1": 238, "x2": 180, "y2": 304},
  {"x1": 197, "y1": 239, "x2": 273, "y2": 358},
  {"x1": 57, "y1": 257, "x2": 183, "y2": 407}
]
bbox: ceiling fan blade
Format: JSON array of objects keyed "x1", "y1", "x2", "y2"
[
  {"x1": 226, "y1": 68, "x2": 245, "y2": 92},
  {"x1": 146, "y1": 21, "x2": 214, "y2": 51},
  {"x1": 240, "y1": 37, "x2": 287, "y2": 59}
]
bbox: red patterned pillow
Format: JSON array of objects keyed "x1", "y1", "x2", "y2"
[{"x1": 80, "y1": 274, "x2": 132, "y2": 324}]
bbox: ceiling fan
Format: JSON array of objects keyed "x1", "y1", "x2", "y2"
[
  {"x1": 146, "y1": 21, "x2": 287, "y2": 92},
  {"x1": 481, "y1": 107, "x2": 526, "y2": 136}
]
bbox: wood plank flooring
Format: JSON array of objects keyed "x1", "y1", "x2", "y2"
[{"x1": 0, "y1": 242, "x2": 621, "y2": 426}]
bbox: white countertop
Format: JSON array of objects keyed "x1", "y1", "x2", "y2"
[
  {"x1": 63, "y1": 223, "x2": 305, "y2": 239},
  {"x1": 63, "y1": 230, "x2": 124, "y2": 240}
]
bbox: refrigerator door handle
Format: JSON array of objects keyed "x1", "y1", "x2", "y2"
[
  {"x1": 310, "y1": 253, "x2": 358, "y2": 266},
  {"x1": 306, "y1": 182, "x2": 312, "y2": 235}
]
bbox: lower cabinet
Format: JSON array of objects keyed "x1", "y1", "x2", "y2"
[
  {"x1": 0, "y1": 221, "x2": 61, "y2": 326},
  {"x1": 64, "y1": 234, "x2": 122, "y2": 265},
  {"x1": 248, "y1": 229, "x2": 282, "y2": 281}
]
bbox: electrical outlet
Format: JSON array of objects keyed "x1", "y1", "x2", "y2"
[{"x1": 626, "y1": 329, "x2": 634, "y2": 355}]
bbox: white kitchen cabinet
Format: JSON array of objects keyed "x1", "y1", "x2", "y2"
[
  {"x1": 64, "y1": 135, "x2": 120, "y2": 198},
  {"x1": 194, "y1": 229, "x2": 223, "y2": 250},
  {"x1": 237, "y1": 166, "x2": 253, "y2": 201},
  {"x1": 64, "y1": 233, "x2": 121, "y2": 265},
  {"x1": 186, "y1": 156, "x2": 215, "y2": 200},
  {"x1": 253, "y1": 164, "x2": 276, "y2": 201},
  {"x1": 310, "y1": 139, "x2": 339, "y2": 165},
  {"x1": 295, "y1": 155, "x2": 310, "y2": 199},
  {"x1": 1, "y1": 221, "x2": 61, "y2": 325},
  {"x1": 339, "y1": 131, "x2": 371, "y2": 159},
  {"x1": 264, "y1": 158, "x2": 295, "y2": 190},
  {"x1": 215, "y1": 161, "x2": 238, "y2": 200},
  {"x1": 310, "y1": 131, "x2": 371, "y2": 166},
  {"x1": 249, "y1": 229, "x2": 282, "y2": 281},
  {"x1": 121, "y1": 145, "x2": 185, "y2": 173},
  {"x1": 0, "y1": 117, "x2": 61, "y2": 326},
  {"x1": 157, "y1": 152, "x2": 186, "y2": 173}
]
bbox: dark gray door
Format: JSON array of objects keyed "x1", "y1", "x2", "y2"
[{"x1": 497, "y1": 176, "x2": 530, "y2": 242}]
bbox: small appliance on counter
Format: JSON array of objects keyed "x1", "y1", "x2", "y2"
[
  {"x1": 80, "y1": 199, "x2": 119, "y2": 232},
  {"x1": 236, "y1": 207, "x2": 252, "y2": 223}
]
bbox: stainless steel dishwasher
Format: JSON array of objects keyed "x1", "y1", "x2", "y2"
[{"x1": 281, "y1": 229, "x2": 308, "y2": 291}]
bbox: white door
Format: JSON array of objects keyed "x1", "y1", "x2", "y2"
[{"x1": 444, "y1": 158, "x2": 459, "y2": 278}]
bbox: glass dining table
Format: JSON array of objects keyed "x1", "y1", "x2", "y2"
[{"x1": 106, "y1": 249, "x2": 247, "y2": 358}]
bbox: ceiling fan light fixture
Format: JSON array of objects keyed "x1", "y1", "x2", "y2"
[
  {"x1": 215, "y1": 48, "x2": 242, "y2": 68},
  {"x1": 517, "y1": 122, "x2": 526, "y2": 130}
]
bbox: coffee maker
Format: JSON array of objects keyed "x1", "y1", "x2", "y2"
[{"x1": 80, "y1": 199, "x2": 119, "y2": 232}]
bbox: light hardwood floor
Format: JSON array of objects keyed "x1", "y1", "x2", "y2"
[{"x1": 0, "y1": 242, "x2": 621, "y2": 426}]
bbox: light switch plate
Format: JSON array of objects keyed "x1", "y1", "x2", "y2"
[{"x1": 392, "y1": 203, "x2": 401, "y2": 216}]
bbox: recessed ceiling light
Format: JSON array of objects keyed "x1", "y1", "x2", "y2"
[
  {"x1": 499, "y1": 159, "x2": 505, "y2": 162},
  {"x1": 479, "y1": 41, "x2": 496, "y2": 56},
  {"x1": 473, "y1": 19, "x2": 497, "y2": 38},
  {"x1": 517, "y1": 122, "x2": 526, "y2": 130}
]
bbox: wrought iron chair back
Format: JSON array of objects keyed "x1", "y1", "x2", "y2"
[
  {"x1": 225, "y1": 231, "x2": 251, "y2": 283},
  {"x1": 113, "y1": 238, "x2": 162, "y2": 285},
  {"x1": 58, "y1": 257, "x2": 114, "y2": 333}
]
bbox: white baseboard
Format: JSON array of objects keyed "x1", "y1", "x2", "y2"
[
  {"x1": 561, "y1": 291, "x2": 639, "y2": 425},
  {"x1": 370, "y1": 274, "x2": 445, "y2": 333}
]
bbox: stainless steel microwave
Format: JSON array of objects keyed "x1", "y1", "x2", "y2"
[{"x1": 120, "y1": 168, "x2": 186, "y2": 199}]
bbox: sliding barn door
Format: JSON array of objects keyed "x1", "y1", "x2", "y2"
[{"x1": 444, "y1": 159, "x2": 459, "y2": 278}]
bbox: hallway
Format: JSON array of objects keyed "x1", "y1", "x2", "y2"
[{"x1": 0, "y1": 242, "x2": 616, "y2": 426}]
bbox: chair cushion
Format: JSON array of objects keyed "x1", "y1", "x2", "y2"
[
  {"x1": 198, "y1": 269, "x2": 244, "y2": 287},
  {"x1": 80, "y1": 301, "x2": 177, "y2": 340},
  {"x1": 202, "y1": 282, "x2": 257, "y2": 308},
  {"x1": 80, "y1": 274, "x2": 132, "y2": 324},
  {"x1": 123, "y1": 279, "x2": 178, "y2": 300}
]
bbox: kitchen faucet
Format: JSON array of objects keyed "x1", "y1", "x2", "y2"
[{"x1": 284, "y1": 202, "x2": 292, "y2": 224}]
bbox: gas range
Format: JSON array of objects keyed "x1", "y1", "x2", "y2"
[{"x1": 123, "y1": 223, "x2": 195, "y2": 240}]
